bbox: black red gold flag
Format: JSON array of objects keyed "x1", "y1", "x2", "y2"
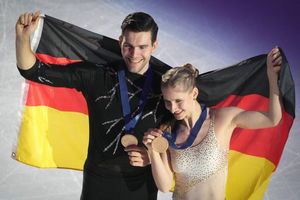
[{"x1": 15, "y1": 15, "x2": 295, "y2": 199}]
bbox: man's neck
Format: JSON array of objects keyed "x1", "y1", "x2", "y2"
[{"x1": 137, "y1": 63, "x2": 149, "y2": 75}]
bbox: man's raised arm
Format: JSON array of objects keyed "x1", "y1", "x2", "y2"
[{"x1": 15, "y1": 11, "x2": 40, "y2": 70}]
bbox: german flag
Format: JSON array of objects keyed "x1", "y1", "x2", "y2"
[
  {"x1": 14, "y1": 15, "x2": 295, "y2": 200},
  {"x1": 197, "y1": 51, "x2": 295, "y2": 199}
]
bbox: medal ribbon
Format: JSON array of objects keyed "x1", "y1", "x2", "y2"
[
  {"x1": 163, "y1": 104, "x2": 207, "y2": 149},
  {"x1": 118, "y1": 67, "x2": 153, "y2": 133}
]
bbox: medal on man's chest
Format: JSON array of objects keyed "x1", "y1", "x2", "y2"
[{"x1": 118, "y1": 67, "x2": 153, "y2": 147}]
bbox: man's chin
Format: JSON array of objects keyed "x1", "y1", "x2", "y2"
[
  {"x1": 127, "y1": 67, "x2": 139, "y2": 73},
  {"x1": 126, "y1": 63, "x2": 140, "y2": 72},
  {"x1": 127, "y1": 64, "x2": 148, "y2": 74}
]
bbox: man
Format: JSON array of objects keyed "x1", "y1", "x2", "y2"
[{"x1": 16, "y1": 11, "x2": 171, "y2": 200}]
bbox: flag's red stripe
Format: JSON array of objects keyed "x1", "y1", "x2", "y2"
[
  {"x1": 213, "y1": 94, "x2": 294, "y2": 167},
  {"x1": 36, "y1": 53, "x2": 81, "y2": 65},
  {"x1": 29, "y1": 54, "x2": 294, "y2": 166},
  {"x1": 26, "y1": 81, "x2": 88, "y2": 115},
  {"x1": 25, "y1": 54, "x2": 87, "y2": 114},
  {"x1": 212, "y1": 94, "x2": 269, "y2": 111},
  {"x1": 230, "y1": 112, "x2": 292, "y2": 167}
]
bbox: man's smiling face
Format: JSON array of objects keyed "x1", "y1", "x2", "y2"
[{"x1": 119, "y1": 30, "x2": 157, "y2": 75}]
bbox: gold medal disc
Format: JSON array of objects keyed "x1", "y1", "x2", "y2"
[
  {"x1": 152, "y1": 137, "x2": 169, "y2": 153},
  {"x1": 121, "y1": 134, "x2": 138, "y2": 147}
]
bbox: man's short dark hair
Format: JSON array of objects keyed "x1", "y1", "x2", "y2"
[{"x1": 121, "y1": 12, "x2": 158, "y2": 44}]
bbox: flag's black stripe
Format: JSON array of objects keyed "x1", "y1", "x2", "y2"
[
  {"x1": 37, "y1": 15, "x2": 170, "y2": 75},
  {"x1": 197, "y1": 52, "x2": 295, "y2": 117},
  {"x1": 37, "y1": 15, "x2": 295, "y2": 118}
]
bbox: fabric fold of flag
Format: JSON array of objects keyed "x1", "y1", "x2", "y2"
[{"x1": 14, "y1": 14, "x2": 295, "y2": 200}]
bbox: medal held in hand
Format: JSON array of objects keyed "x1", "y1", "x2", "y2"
[
  {"x1": 151, "y1": 136, "x2": 169, "y2": 153},
  {"x1": 118, "y1": 67, "x2": 153, "y2": 147},
  {"x1": 121, "y1": 134, "x2": 138, "y2": 147},
  {"x1": 152, "y1": 104, "x2": 207, "y2": 152}
]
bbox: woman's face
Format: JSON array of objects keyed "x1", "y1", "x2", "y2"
[{"x1": 162, "y1": 85, "x2": 198, "y2": 120}]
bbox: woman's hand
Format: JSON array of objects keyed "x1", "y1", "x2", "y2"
[
  {"x1": 267, "y1": 47, "x2": 282, "y2": 82},
  {"x1": 143, "y1": 128, "x2": 163, "y2": 151}
]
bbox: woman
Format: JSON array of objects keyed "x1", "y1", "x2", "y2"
[{"x1": 143, "y1": 47, "x2": 282, "y2": 200}]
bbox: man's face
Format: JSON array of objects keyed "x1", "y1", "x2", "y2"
[{"x1": 119, "y1": 30, "x2": 157, "y2": 74}]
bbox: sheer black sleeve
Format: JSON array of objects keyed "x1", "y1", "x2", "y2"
[{"x1": 17, "y1": 59, "x2": 103, "y2": 92}]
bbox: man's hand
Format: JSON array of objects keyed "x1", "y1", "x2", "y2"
[
  {"x1": 125, "y1": 145, "x2": 150, "y2": 167},
  {"x1": 16, "y1": 11, "x2": 41, "y2": 70},
  {"x1": 16, "y1": 11, "x2": 40, "y2": 40}
]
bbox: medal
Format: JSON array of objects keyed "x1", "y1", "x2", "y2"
[
  {"x1": 118, "y1": 67, "x2": 153, "y2": 146},
  {"x1": 152, "y1": 136, "x2": 169, "y2": 153},
  {"x1": 121, "y1": 134, "x2": 138, "y2": 147}
]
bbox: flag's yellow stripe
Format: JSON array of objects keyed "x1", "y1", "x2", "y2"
[
  {"x1": 16, "y1": 107, "x2": 276, "y2": 199},
  {"x1": 226, "y1": 150, "x2": 275, "y2": 200},
  {"x1": 15, "y1": 106, "x2": 88, "y2": 170}
]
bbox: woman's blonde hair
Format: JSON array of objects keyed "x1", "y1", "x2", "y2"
[{"x1": 161, "y1": 63, "x2": 199, "y2": 92}]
